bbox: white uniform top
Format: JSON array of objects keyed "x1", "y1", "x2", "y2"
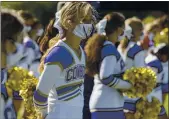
[
  {"x1": 23, "y1": 36, "x2": 41, "y2": 60},
  {"x1": 89, "y1": 41, "x2": 131, "y2": 112},
  {"x1": 118, "y1": 41, "x2": 146, "y2": 69},
  {"x1": 1, "y1": 69, "x2": 17, "y2": 119},
  {"x1": 161, "y1": 61, "x2": 169, "y2": 93},
  {"x1": 6, "y1": 42, "x2": 35, "y2": 70},
  {"x1": 33, "y1": 40, "x2": 86, "y2": 119},
  {"x1": 145, "y1": 54, "x2": 164, "y2": 103},
  {"x1": 117, "y1": 41, "x2": 146, "y2": 112},
  {"x1": 23, "y1": 36, "x2": 42, "y2": 77}
]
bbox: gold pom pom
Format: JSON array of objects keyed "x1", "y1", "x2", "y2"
[
  {"x1": 154, "y1": 28, "x2": 168, "y2": 45},
  {"x1": 123, "y1": 67, "x2": 157, "y2": 98},
  {"x1": 135, "y1": 97, "x2": 161, "y2": 119},
  {"x1": 6, "y1": 66, "x2": 39, "y2": 119}
]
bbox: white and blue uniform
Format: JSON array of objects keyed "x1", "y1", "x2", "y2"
[
  {"x1": 145, "y1": 54, "x2": 166, "y2": 116},
  {"x1": 89, "y1": 41, "x2": 131, "y2": 119},
  {"x1": 118, "y1": 41, "x2": 145, "y2": 112},
  {"x1": 23, "y1": 36, "x2": 41, "y2": 78},
  {"x1": 33, "y1": 40, "x2": 85, "y2": 119},
  {"x1": 7, "y1": 42, "x2": 35, "y2": 101},
  {"x1": 1, "y1": 43, "x2": 26, "y2": 119},
  {"x1": 7, "y1": 43, "x2": 27, "y2": 68},
  {"x1": 1, "y1": 42, "x2": 35, "y2": 119},
  {"x1": 1, "y1": 69, "x2": 17, "y2": 119},
  {"x1": 161, "y1": 61, "x2": 169, "y2": 94}
]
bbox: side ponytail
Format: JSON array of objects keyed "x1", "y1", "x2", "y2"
[
  {"x1": 85, "y1": 34, "x2": 107, "y2": 76},
  {"x1": 119, "y1": 37, "x2": 130, "y2": 52},
  {"x1": 38, "y1": 19, "x2": 59, "y2": 53}
]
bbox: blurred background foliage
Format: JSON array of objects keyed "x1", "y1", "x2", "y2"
[
  {"x1": 1, "y1": 2, "x2": 58, "y2": 26},
  {"x1": 1, "y1": 2, "x2": 168, "y2": 27}
]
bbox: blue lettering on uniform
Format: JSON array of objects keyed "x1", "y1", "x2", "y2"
[{"x1": 66, "y1": 65, "x2": 85, "y2": 82}]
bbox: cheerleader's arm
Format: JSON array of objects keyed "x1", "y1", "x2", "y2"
[
  {"x1": 134, "y1": 51, "x2": 145, "y2": 67},
  {"x1": 99, "y1": 55, "x2": 132, "y2": 89},
  {"x1": 33, "y1": 64, "x2": 61, "y2": 118}
]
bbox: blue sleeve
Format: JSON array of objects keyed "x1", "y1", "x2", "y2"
[
  {"x1": 162, "y1": 83, "x2": 169, "y2": 93},
  {"x1": 24, "y1": 40, "x2": 36, "y2": 50},
  {"x1": 101, "y1": 44, "x2": 121, "y2": 61},
  {"x1": 44, "y1": 46, "x2": 74, "y2": 69},
  {"x1": 1, "y1": 84, "x2": 8, "y2": 100},
  {"x1": 146, "y1": 60, "x2": 163, "y2": 73},
  {"x1": 127, "y1": 44, "x2": 143, "y2": 59},
  {"x1": 1, "y1": 69, "x2": 7, "y2": 83}
]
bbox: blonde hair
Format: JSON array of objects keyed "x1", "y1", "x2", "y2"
[
  {"x1": 125, "y1": 17, "x2": 143, "y2": 30},
  {"x1": 145, "y1": 22, "x2": 159, "y2": 33},
  {"x1": 120, "y1": 17, "x2": 143, "y2": 52},
  {"x1": 39, "y1": 2, "x2": 96, "y2": 72},
  {"x1": 60, "y1": 2, "x2": 93, "y2": 30}
]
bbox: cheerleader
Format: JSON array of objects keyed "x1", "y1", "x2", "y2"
[
  {"x1": 1, "y1": 9, "x2": 24, "y2": 119},
  {"x1": 23, "y1": 19, "x2": 43, "y2": 78},
  {"x1": 117, "y1": 18, "x2": 146, "y2": 117},
  {"x1": 85, "y1": 12, "x2": 132, "y2": 119},
  {"x1": 145, "y1": 44, "x2": 169, "y2": 119},
  {"x1": 33, "y1": 2, "x2": 97, "y2": 119}
]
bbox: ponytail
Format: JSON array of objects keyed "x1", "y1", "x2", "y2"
[
  {"x1": 85, "y1": 34, "x2": 107, "y2": 76},
  {"x1": 38, "y1": 19, "x2": 59, "y2": 53},
  {"x1": 119, "y1": 37, "x2": 130, "y2": 52}
]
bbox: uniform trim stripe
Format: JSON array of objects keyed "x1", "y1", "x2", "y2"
[
  {"x1": 58, "y1": 88, "x2": 80, "y2": 100},
  {"x1": 102, "y1": 75, "x2": 115, "y2": 85},
  {"x1": 34, "y1": 100, "x2": 48, "y2": 107},
  {"x1": 109, "y1": 78, "x2": 118, "y2": 87},
  {"x1": 124, "y1": 102, "x2": 136, "y2": 112},
  {"x1": 34, "y1": 90, "x2": 48, "y2": 103},
  {"x1": 64, "y1": 92, "x2": 80, "y2": 101},
  {"x1": 36, "y1": 89, "x2": 48, "y2": 98},
  {"x1": 56, "y1": 81, "x2": 83, "y2": 90},
  {"x1": 56, "y1": 85, "x2": 79, "y2": 96},
  {"x1": 90, "y1": 107, "x2": 123, "y2": 112}
]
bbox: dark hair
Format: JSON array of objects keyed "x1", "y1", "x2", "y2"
[
  {"x1": 85, "y1": 12, "x2": 125, "y2": 77},
  {"x1": 18, "y1": 10, "x2": 34, "y2": 21},
  {"x1": 38, "y1": 18, "x2": 59, "y2": 53},
  {"x1": 1, "y1": 12, "x2": 23, "y2": 43},
  {"x1": 31, "y1": 19, "x2": 41, "y2": 29},
  {"x1": 160, "y1": 15, "x2": 169, "y2": 29},
  {"x1": 104, "y1": 12, "x2": 125, "y2": 35},
  {"x1": 157, "y1": 45, "x2": 169, "y2": 57},
  {"x1": 85, "y1": 34, "x2": 107, "y2": 76}
]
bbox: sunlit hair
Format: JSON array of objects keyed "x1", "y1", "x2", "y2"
[
  {"x1": 60, "y1": 2, "x2": 96, "y2": 30},
  {"x1": 120, "y1": 17, "x2": 143, "y2": 52},
  {"x1": 125, "y1": 17, "x2": 143, "y2": 30},
  {"x1": 17, "y1": 10, "x2": 34, "y2": 22},
  {"x1": 145, "y1": 23, "x2": 158, "y2": 33},
  {"x1": 38, "y1": 2, "x2": 98, "y2": 72}
]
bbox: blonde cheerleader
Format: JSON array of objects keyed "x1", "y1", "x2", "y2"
[
  {"x1": 33, "y1": 2, "x2": 97, "y2": 119},
  {"x1": 117, "y1": 18, "x2": 146, "y2": 118}
]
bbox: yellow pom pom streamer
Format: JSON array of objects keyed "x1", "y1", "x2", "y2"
[
  {"x1": 6, "y1": 67, "x2": 41, "y2": 119},
  {"x1": 154, "y1": 28, "x2": 168, "y2": 46},
  {"x1": 135, "y1": 97, "x2": 161, "y2": 119},
  {"x1": 123, "y1": 67, "x2": 157, "y2": 98}
]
